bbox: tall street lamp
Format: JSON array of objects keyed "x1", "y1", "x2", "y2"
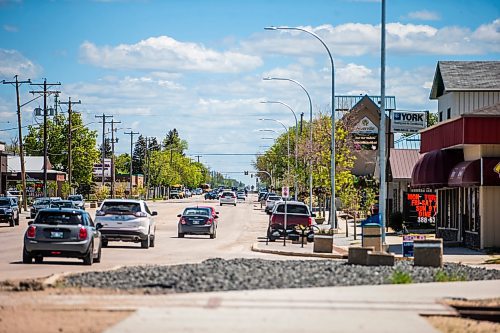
[
  {"x1": 265, "y1": 25, "x2": 336, "y2": 228},
  {"x1": 263, "y1": 77, "x2": 313, "y2": 211},
  {"x1": 259, "y1": 120, "x2": 290, "y2": 190},
  {"x1": 261, "y1": 101, "x2": 299, "y2": 200}
]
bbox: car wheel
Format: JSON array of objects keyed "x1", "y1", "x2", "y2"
[
  {"x1": 83, "y1": 243, "x2": 94, "y2": 265},
  {"x1": 234, "y1": 203, "x2": 236, "y2": 206},
  {"x1": 34, "y1": 256, "x2": 43, "y2": 264},
  {"x1": 101, "y1": 239, "x2": 108, "y2": 248},
  {"x1": 15, "y1": 215, "x2": 19, "y2": 226},
  {"x1": 141, "y1": 237, "x2": 150, "y2": 249},
  {"x1": 9, "y1": 218, "x2": 14, "y2": 227},
  {"x1": 210, "y1": 229, "x2": 216, "y2": 239},
  {"x1": 22, "y1": 247, "x2": 32, "y2": 264},
  {"x1": 150, "y1": 234, "x2": 155, "y2": 248},
  {"x1": 220, "y1": 203, "x2": 222, "y2": 206},
  {"x1": 94, "y1": 243, "x2": 102, "y2": 263},
  {"x1": 178, "y1": 232, "x2": 184, "y2": 238}
]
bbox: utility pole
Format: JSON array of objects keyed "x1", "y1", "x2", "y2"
[
  {"x1": 299, "y1": 112, "x2": 304, "y2": 135},
  {"x1": 30, "y1": 79, "x2": 61, "y2": 197},
  {"x1": 2, "y1": 76, "x2": 31, "y2": 211},
  {"x1": 194, "y1": 155, "x2": 202, "y2": 163},
  {"x1": 95, "y1": 114, "x2": 113, "y2": 187},
  {"x1": 145, "y1": 137, "x2": 151, "y2": 200},
  {"x1": 59, "y1": 97, "x2": 81, "y2": 194},
  {"x1": 110, "y1": 119, "x2": 121, "y2": 198},
  {"x1": 124, "y1": 131, "x2": 139, "y2": 197}
]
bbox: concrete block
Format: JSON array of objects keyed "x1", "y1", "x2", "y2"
[
  {"x1": 367, "y1": 251, "x2": 395, "y2": 266},
  {"x1": 348, "y1": 246, "x2": 374, "y2": 265},
  {"x1": 362, "y1": 225, "x2": 382, "y2": 252},
  {"x1": 313, "y1": 235, "x2": 333, "y2": 253},
  {"x1": 414, "y1": 239, "x2": 443, "y2": 267}
]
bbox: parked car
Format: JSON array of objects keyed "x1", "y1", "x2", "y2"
[
  {"x1": 219, "y1": 191, "x2": 237, "y2": 206},
  {"x1": 184, "y1": 189, "x2": 192, "y2": 198},
  {"x1": 267, "y1": 201, "x2": 315, "y2": 241},
  {"x1": 6, "y1": 189, "x2": 23, "y2": 207},
  {"x1": 177, "y1": 206, "x2": 218, "y2": 239},
  {"x1": 68, "y1": 194, "x2": 85, "y2": 210},
  {"x1": 94, "y1": 199, "x2": 157, "y2": 248},
  {"x1": 237, "y1": 191, "x2": 246, "y2": 201},
  {"x1": 264, "y1": 195, "x2": 282, "y2": 213},
  {"x1": 0, "y1": 196, "x2": 20, "y2": 226},
  {"x1": 22, "y1": 208, "x2": 102, "y2": 265},
  {"x1": 50, "y1": 200, "x2": 77, "y2": 209}
]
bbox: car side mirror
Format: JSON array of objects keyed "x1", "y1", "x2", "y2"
[
  {"x1": 95, "y1": 223, "x2": 103, "y2": 230},
  {"x1": 311, "y1": 213, "x2": 316, "y2": 217},
  {"x1": 216, "y1": 212, "x2": 219, "y2": 215},
  {"x1": 152, "y1": 211, "x2": 158, "y2": 216},
  {"x1": 177, "y1": 214, "x2": 182, "y2": 218},
  {"x1": 26, "y1": 216, "x2": 32, "y2": 220},
  {"x1": 215, "y1": 215, "x2": 219, "y2": 219},
  {"x1": 27, "y1": 220, "x2": 33, "y2": 225},
  {"x1": 267, "y1": 211, "x2": 272, "y2": 215}
]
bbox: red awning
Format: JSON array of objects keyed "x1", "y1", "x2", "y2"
[
  {"x1": 448, "y1": 160, "x2": 480, "y2": 187},
  {"x1": 411, "y1": 149, "x2": 463, "y2": 188}
]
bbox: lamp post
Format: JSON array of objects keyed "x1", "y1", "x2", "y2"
[
  {"x1": 263, "y1": 77, "x2": 313, "y2": 212},
  {"x1": 259, "y1": 120, "x2": 290, "y2": 189},
  {"x1": 265, "y1": 26, "x2": 336, "y2": 229},
  {"x1": 261, "y1": 101, "x2": 299, "y2": 200}
]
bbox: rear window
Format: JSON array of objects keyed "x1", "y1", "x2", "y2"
[
  {"x1": 100, "y1": 202, "x2": 141, "y2": 214},
  {"x1": 34, "y1": 199, "x2": 50, "y2": 205},
  {"x1": 68, "y1": 195, "x2": 82, "y2": 201},
  {"x1": 222, "y1": 192, "x2": 234, "y2": 196},
  {"x1": 0, "y1": 198, "x2": 11, "y2": 206},
  {"x1": 183, "y1": 208, "x2": 210, "y2": 216},
  {"x1": 275, "y1": 204, "x2": 309, "y2": 215},
  {"x1": 268, "y1": 196, "x2": 281, "y2": 201},
  {"x1": 35, "y1": 211, "x2": 83, "y2": 225}
]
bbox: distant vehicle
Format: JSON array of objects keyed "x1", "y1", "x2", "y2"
[
  {"x1": 0, "y1": 196, "x2": 20, "y2": 227},
  {"x1": 265, "y1": 195, "x2": 282, "y2": 213},
  {"x1": 237, "y1": 191, "x2": 246, "y2": 201},
  {"x1": 6, "y1": 189, "x2": 23, "y2": 206},
  {"x1": 267, "y1": 201, "x2": 315, "y2": 241},
  {"x1": 94, "y1": 199, "x2": 157, "y2": 249},
  {"x1": 50, "y1": 200, "x2": 77, "y2": 209},
  {"x1": 204, "y1": 191, "x2": 218, "y2": 200},
  {"x1": 23, "y1": 208, "x2": 102, "y2": 265},
  {"x1": 219, "y1": 191, "x2": 237, "y2": 206},
  {"x1": 184, "y1": 189, "x2": 192, "y2": 198},
  {"x1": 177, "y1": 206, "x2": 218, "y2": 239},
  {"x1": 67, "y1": 194, "x2": 85, "y2": 210},
  {"x1": 193, "y1": 188, "x2": 203, "y2": 195},
  {"x1": 170, "y1": 185, "x2": 185, "y2": 199},
  {"x1": 200, "y1": 184, "x2": 211, "y2": 193},
  {"x1": 30, "y1": 197, "x2": 53, "y2": 219}
]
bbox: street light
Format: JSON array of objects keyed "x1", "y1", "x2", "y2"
[
  {"x1": 261, "y1": 101, "x2": 299, "y2": 200},
  {"x1": 259, "y1": 119, "x2": 290, "y2": 190},
  {"x1": 263, "y1": 77, "x2": 313, "y2": 211},
  {"x1": 265, "y1": 25, "x2": 337, "y2": 229}
]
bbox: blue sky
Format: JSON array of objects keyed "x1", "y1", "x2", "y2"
[{"x1": 1, "y1": 0, "x2": 499, "y2": 185}]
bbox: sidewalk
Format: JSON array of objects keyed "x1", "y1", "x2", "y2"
[{"x1": 252, "y1": 212, "x2": 500, "y2": 267}]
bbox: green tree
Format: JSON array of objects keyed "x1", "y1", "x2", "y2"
[
  {"x1": 162, "y1": 128, "x2": 188, "y2": 153},
  {"x1": 132, "y1": 135, "x2": 147, "y2": 175},
  {"x1": 115, "y1": 153, "x2": 131, "y2": 175}
]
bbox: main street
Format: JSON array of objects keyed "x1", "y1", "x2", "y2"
[{"x1": 0, "y1": 194, "x2": 279, "y2": 281}]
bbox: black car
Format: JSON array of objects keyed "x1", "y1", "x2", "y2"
[
  {"x1": 177, "y1": 206, "x2": 218, "y2": 239},
  {"x1": 30, "y1": 197, "x2": 52, "y2": 219},
  {"x1": 204, "y1": 191, "x2": 218, "y2": 200},
  {"x1": 0, "y1": 197, "x2": 20, "y2": 227}
]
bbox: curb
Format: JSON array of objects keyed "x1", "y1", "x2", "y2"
[
  {"x1": 251, "y1": 243, "x2": 348, "y2": 259},
  {"x1": 41, "y1": 265, "x2": 126, "y2": 288}
]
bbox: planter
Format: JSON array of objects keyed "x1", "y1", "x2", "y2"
[
  {"x1": 315, "y1": 217, "x2": 325, "y2": 225},
  {"x1": 89, "y1": 202, "x2": 97, "y2": 209},
  {"x1": 313, "y1": 235, "x2": 333, "y2": 253}
]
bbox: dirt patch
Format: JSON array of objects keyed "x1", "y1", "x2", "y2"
[
  {"x1": 426, "y1": 316, "x2": 500, "y2": 333},
  {"x1": 0, "y1": 305, "x2": 133, "y2": 333}
]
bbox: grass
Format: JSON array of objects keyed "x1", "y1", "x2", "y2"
[
  {"x1": 484, "y1": 257, "x2": 500, "y2": 264},
  {"x1": 434, "y1": 270, "x2": 467, "y2": 282},
  {"x1": 390, "y1": 270, "x2": 413, "y2": 284}
]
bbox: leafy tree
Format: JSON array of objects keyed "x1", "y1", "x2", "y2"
[
  {"x1": 115, "y1": 153, "x2": 131, "y2": 175},
  {"x1": 162, "y1": 128, "x2": 188, "y2": 153},
  {"x1": 132, "y1": 135, "x2": 147, "y2": 175}
]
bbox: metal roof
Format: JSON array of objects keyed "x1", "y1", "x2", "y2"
[
  {"x1": 430, "y1": 61, "x2": 500, "y2": 99},
  {"x1": 389, "y1": 149, "x2": 421, "y2": 180},
  {"x1": 7, "y1": 156, "x2": 63, "y2": 173}
]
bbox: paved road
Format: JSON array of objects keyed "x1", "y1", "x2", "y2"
[{"x1": 0, "y1": 194, "x2": 277, "y2": 281}]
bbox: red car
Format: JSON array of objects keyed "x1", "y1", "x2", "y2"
[
  {"x1": 267, "y1": 201, "x2": 315, "y2": 241},
  {"x1": 177, "y1": 206, "x2": 219, "y2": 239}
]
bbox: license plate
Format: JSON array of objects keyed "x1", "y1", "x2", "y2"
[
  {"x1": 50, "y1": 231, "x2": 64, "y2": 238},
  {"x1": 192, "y1": 220, "x2": 200, "y2": 225}
]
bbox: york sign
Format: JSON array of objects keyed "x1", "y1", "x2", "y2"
[{"x1": 392, "y1": 111, "x2": 428, "y2": 133}]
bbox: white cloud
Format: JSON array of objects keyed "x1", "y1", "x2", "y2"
[
  {"x1": 0, "y1": 49, "x2": 41, "y2": 78},
  {"x1": 3, "y1": 24, "x2": 18, "y2": 32},
  {"x1": 406, "y1": 10, "x2": 440, "y2": 21},
  {"x1": 79, "y1": 36, "x2": 263, "y2": 73}
]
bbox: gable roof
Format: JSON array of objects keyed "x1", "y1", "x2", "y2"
[
  {"x1": 7, "y1": 156, "x2": 54, "y2": 173},
  {"x1": 430, "y1": 61, "x2": 500, "y2": 99}
]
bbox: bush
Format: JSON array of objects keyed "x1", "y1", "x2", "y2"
[
  {"x1": 390, "y1": 270, "x2": 413, "y2": 284},
  {"x1": 434, "y1": 270, "x2": 467, "y2": 282},
  {"x1": 389, "y1": 211, "x2": 404, "y2": 232}
]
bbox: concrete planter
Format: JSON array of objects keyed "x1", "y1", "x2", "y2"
[
  {"x1": 313, "y1": 235, "x2": 333, "y2": 253},
  {"x1": 315, "y1": 217, "x2": 325, "y2": 225},
  {"x1": 89, "y1": 202, "x2": 97, "y2": 208}
]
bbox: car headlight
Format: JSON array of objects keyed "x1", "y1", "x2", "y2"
[{"x1": 5, "y1": 209, "x2": 12, "y2": 214}]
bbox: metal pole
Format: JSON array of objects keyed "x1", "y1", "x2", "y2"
[
  {"x1": 380, "y1": 0, "x2": 387, "y2": 243},
  {"x1": 43, "y1": 79, "x2": 48, "y2": 197},
  {"x1": 68, "y1": 98, "x2": 72, "y2": 193},
  {"x1": 14, "y1": 76, "x2": 28, "y2": 211}
]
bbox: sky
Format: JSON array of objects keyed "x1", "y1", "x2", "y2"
[{"x1": 0, "y1": 0, "x2": 499, "y2": 186}]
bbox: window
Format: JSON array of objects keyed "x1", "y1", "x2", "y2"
[
  {"x1": 439, "y1": 111, "x2": 443, "y2": 122},
  {"x1": 183, "y1": 208, "x2": 210, "y2": 216},
  {"x1": 275, "y1": 204, "x2": 309, "y2": 215},
  {"x1": 447, "y1": 108, "x2": 451, "y2": 120},
  {"x1": 35, "y1": 212, "x2": 83, "y2": 225},
  {"x1": 100, "y1": 202, "x2": 141, "y2": 214}
]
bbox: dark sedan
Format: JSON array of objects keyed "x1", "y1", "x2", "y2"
[
  {"x1": 177, "y1": 206, "x2": 218, "y2": 239},
  {"x1": 23, "y1": 208, "x2": 102, "y2": 265}
]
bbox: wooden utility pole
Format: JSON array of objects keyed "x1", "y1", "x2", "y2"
[
  {"x1": 110, "y1": 119, "x2": 121, "y2": 198},
  {"x1": 30, "y1": 79, "x2": 61, "y2": 197},
  {"x1": 59, "y1": 97, "x2": 81, "y2": 194},
  {"x1": 95, "y1": 114, "x2": 113, "y2": 187},
  {"x1": 2, "y1": 76, "x2": 31, "y2": 211},
  {"x1": 124, "y1": 131, "x2": 139, "y2": 197}
]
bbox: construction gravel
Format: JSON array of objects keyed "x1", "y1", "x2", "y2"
[{"x1": 63, "y1": 258, "x2": 500, "y2": 294}]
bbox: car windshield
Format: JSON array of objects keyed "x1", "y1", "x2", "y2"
[
  {"x1": 268, "y1": 196, "x2": 281, "y2": 201},
  {"x1": 100, "y1": 202, "x2": 141, "y2": 214},
  {"x1": 275, "y1": 204, "x2": 309, "y2": 215},
  {"x1": 222, "y1": 192, "x2": 233, "y2": 196},
  {"x1": 35, "y1": 212, "x2": 83, "y2": 225},
  {"x1": 0, "y1": 198, "x2": 11, "y2": 207},
  {"x1": 68, "y1": 195, "x2": 82, "y2": 201},
  {"x1": 34, "y1": 199, "x2": 50, "y2": 205},
  {"x1": 51, "y1": 201, "x2": 74, "y2": 208},
  {"x1": 183, "y1": 208, "x2": 210, "y2": 216}
]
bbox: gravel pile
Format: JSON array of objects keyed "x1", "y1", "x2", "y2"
[{"x1": 64, "y1": 258, "x2": 500, "y2": 294}]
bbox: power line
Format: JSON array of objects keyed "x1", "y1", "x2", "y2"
[
  {"x1": 124, "y1": 130, "x2": 139, "y2": 196},
  {"x1": 60, "y1": 97, "x2": 81, "y2": 191},
  {"x1": 95, "y1": 114, "x2": 114, "y2": 186}
]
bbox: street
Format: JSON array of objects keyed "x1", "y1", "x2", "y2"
[{"x1": 0, "y1": 194, "x2": 277, "y2": 281}]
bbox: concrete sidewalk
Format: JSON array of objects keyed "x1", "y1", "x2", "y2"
[{"x1": 104, "y1": 280, "x2": 500, "y2": 333}]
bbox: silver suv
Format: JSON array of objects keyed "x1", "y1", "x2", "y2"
[{"x1": 94, "y1": 199, "x2": 157, "y2": 249}]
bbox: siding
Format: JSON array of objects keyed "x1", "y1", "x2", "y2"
[
  {"x1": 438, "y1": 91, "x2": 500, "y2": 121},
  {"x1": 480, "y1": 186, "x2": 500, "y2": 248}
]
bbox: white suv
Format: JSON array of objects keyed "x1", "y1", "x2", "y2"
[
  {"x1": 94, "y1": 199, "x2": 157, "y2": 249},
  {"x1": 219, "y1": 191, "x2": 237, "y2": 206}
]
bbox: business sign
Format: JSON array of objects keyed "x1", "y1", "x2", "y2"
[
  {"x1": 402, "y1": 235, "x2": 426, "y2": 257},
  {"x1": 403, "y1": 191, "x2": 437, "y2": 225},
  {"x1": 353, "y1": 117, "x2": 378, "y2": 134},
  {"x1": 392, "y1": 111, "x2": 428, "y2": 133},
  {"x1": 93, "y1": 158, "x2": 112, "y2": 178},
  {"x1": 282, "y1": 186, "x2": 289, "y2": 197},
  {"x1": 353, "y1": 133, "x2": 378, "y2": 150}
]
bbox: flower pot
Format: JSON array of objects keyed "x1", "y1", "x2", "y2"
[
  {"x1": 313, "y1": 235, "x2": 333, "y2": 253},
  {"x1": 315, "y1": 217, "x2": 325, "y2": 225}
]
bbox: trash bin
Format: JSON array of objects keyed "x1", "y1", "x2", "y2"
[{"x1": 362, "y1": 214, "x2": 382, "y2": 252}]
